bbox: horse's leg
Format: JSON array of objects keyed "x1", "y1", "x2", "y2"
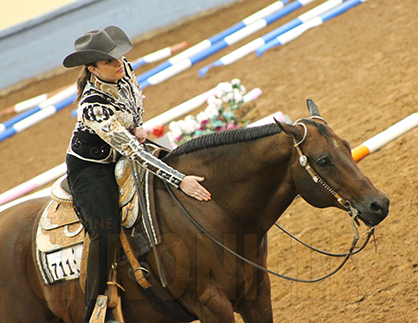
[
  {"x1": 193, "y1": 282, "x2": 237, "y2": 323},
  {"x1": 117, "y1": 261, "x2": 185, "y2": 323},
  {"x1": 0, "y1": 198, "x2": 59, "y2": 322},
  {"x1": 235, "y1": 236, "x2": 273, "y2": 323},
  {"x1": 236, "y1": 271, "x2": 273, "y2": 323}
]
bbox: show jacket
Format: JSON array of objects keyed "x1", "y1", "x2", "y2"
[{"x1": 67, "y1": 58, "x2": 184, "y2": 188}]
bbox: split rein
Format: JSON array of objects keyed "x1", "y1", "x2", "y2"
[{"x1": 163, "y1": 117, "x2": 375, "y2": 283}]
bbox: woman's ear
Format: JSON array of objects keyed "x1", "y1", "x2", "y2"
[{"x1": 87, "y1": 65, "x2": 96, "y2": 74}]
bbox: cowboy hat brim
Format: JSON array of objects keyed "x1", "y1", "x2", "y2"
[{"x1": 63, "y1": 26, "x2": 133, "y2": 68}]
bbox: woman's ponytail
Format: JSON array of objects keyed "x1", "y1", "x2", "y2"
[{"x1": 76, "y1": 63, "x2": 96, "y2": 103}]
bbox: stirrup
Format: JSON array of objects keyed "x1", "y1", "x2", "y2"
[{"x1": 106, "y1": 263, "x2": 125, "y2": 322}]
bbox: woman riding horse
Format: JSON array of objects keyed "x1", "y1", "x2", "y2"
[{"x1": 62, "y1": 26, "x2": 211, "y2": 323}]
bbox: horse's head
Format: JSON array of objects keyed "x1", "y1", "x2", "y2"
[{"x1": 275, "y1": 99, "x2": 389, "y2": 227}]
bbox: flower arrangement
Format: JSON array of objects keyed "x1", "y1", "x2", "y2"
[{"x1": 167, "y1": 79, "x2": 251, "y2": 146}]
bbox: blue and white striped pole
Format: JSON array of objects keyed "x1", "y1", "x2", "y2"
[
  {"x1": 199, "y1": 0, "x2": 346, "y2": 77},
  {"x1": 136, "y1": 0, "x2": 289, "y2": 84},
  {"x1": 139, "y1": 0, "x2": 309, "y2": 88},
  {"x1": 135, "y1": 0, "x2": 289, "y2": 84},
  {"x1": 0, "y1": 85, "x2": 77, "y2": 134},
  {"x1": 0, "y1": 94, "x2": 75, "y2": 142},
  {"x1": 256, "y1": 0, "x2": 367, "y2": 56},
  {"x1": 130, "y1": 41, "x2": 191, "y2": 70}
]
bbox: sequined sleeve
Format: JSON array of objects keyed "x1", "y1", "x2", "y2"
[{"x1": 81, "y1": 101, "x2": 184, "y2": 188}]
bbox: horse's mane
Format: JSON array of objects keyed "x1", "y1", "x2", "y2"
[{"x1": 164, "y1": 123, "x2": 281, "y2": 159}]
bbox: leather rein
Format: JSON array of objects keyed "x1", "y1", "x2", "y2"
[{"x1": 163, "y1": 117, "x2": 375, "y2": 283}]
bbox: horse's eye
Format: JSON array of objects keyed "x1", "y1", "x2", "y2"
[{"x1": 317, "y1": 156, "x2": 332, "y2": 168}]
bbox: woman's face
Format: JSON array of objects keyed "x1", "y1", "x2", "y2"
[{"x1": 88, "y1": 58, "x2": 126, "y2": 83}]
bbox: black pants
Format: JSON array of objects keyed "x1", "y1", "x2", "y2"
[{"x1": 66, "y1": 156, "x2": 121, "y2": 322}]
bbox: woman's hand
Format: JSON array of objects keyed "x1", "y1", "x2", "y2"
[
  {"x1": 180, "y1": 176, "x2": 211, "y2": 201},
  {"x1": 133, "y1": 126, "x2": 147, "y2": 143}
]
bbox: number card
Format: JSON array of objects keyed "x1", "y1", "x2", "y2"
[{"x1": 46, "y1": 244, "x2": 83, "y2": 282}]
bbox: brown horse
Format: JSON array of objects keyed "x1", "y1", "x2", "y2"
[{"x1": 0, "y1": 100, "x2": 389, "y2": 323}]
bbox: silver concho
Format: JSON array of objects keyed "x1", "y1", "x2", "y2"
[
  {"x1": 299, "y1": 155, "x2": 308, "y2": 167},
  {"x1": 115, "y1": 156, "x2": 129, "y2": 180},
  {"x1": 96, "y1": 296, "x2": 106, "y2": 308}
]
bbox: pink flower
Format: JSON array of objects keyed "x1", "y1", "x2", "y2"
[
  {"x1": 226, "y1": 122, "x2": 237, "y2": 130},
  {"x1": 200, "y1": 119, "x2": 209, "y2": 128}
]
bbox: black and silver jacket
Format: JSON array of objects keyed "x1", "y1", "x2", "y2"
[{"x1": 67, "y1": 58, "x2": 184, "y2": 188}]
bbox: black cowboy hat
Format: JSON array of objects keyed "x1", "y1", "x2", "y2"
[{"x1": 63, "y1": 26, "x2": 133, "y2": 68}]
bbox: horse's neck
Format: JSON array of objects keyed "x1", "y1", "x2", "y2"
[{"x1": 181, "y1": 135, "x2": 297, "y2": 233}]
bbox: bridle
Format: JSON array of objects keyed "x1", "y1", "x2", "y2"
[
  {"x1": 163, "y1": 116, "x2": 375, "y2": 283},
  {"x1": 274, "y1": 116, "x2": 375, "y2": 261},
  {"x1": 290, "y1": 116, "x2": 363, "y2": 217},
  {"x1": 292, "y1": 117, "x2": 349, "y2": 210}
]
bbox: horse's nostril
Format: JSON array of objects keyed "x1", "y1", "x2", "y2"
[{"x1": 371, "y1": 201, "x2": 382, "y2": 214}]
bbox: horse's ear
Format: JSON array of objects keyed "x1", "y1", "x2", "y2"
[
  {"x1": 274, "y1": 117, "x2": 304, "y2": 143},
  {"x1": 273, "y1": 117, "x2": 284, "y2": 132},
  {"x1": 307, "y1": 99, "x2": 321, "y2": 117}
]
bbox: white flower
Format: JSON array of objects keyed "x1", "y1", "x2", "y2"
[
  {"x1": 169, "y1": 124, "x2": 183, "y2": 139},
  {"x1": 231, "y1": 78, "x2": 241, "y2": 86},
  {"x1": 175, "y1": 120, "x2": 186, "y2": 131},
  {"x1": 168, "y1": 120, "x2": 178, "y2": 131},
  {"x1": 225, "y1": 91, "x2": 235, "y2": 102},
  {"x1": 216, "y1": 82, "x2": 233, "y2": 98},
  {"x1": 231, "y1": 79, "x2": 246, "y2": 94},
  {"x1": 167, "y1": 79, "x2": 250, "y2": 145},
  {"x1": 184, "y1": 115, "x2": 195, "y2": 122},
  {"x1": 207, "y1": 96, "x2": 222, "y2": 109},
  {"x1": 233, "y1": 89, "x2": 243, "y2": 102},
  {"x1": 196, "y1": 111, "x2": 209, "y2": 123},
  {"x1": 238, "y1": 84, "x2": 246, "y2": 95},
  {"x1": 205, "y1": 104, "x2": 220, "y2": 118},
  {"x1": 179, "y1": 117, "x2": 199, "y2": 134}
]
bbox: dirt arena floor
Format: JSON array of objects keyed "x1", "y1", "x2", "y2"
[{"x1": 1, "y1": 0, "x2": 418, "y2": 322}]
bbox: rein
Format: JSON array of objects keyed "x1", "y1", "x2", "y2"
[
  {"x1": 274, "y1": 222, "x2": 373, "y2": 257},
  {"x1": 165, "y1": 181, "x2": 371, "y2": 283},
  {"x1": 163, "y1": 116, "x2": 374, "y2": 283}
]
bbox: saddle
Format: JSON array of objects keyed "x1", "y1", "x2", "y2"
[{"x1": 36, "y1": 146, "x2": 166, "y2": 287}]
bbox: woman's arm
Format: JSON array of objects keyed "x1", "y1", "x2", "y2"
[{"x1": 82, "y1": 105, "x2": 210, "y2": 200}]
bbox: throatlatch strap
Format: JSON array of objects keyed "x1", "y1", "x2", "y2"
[{"x1": 120, "y1": 229, "x2": 151, "y2": 289}]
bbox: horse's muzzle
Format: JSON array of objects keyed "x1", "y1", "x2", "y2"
[{"x1": 356, "y1": 192, "x2": 390, "y2": 227}]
